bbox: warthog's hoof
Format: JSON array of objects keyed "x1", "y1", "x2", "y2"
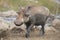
[
  {"x1": 40, "y1": 30, "x2": 45, "y2": 36},
  {"x1": 25, "y1": 34, "x2": 30, "y2": 38}
]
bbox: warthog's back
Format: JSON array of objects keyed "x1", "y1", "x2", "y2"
[{"x1": 26, "y1": 6, "x2": 50, "y2": 16}]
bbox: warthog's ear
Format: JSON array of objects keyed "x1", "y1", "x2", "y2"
[{"x1": 25, "y1": 6, "x2": 32, "y2": 11}]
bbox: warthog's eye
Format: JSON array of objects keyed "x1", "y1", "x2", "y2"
[{"x1": 23, "y1": 17, "x2": 29, "y2": 22}]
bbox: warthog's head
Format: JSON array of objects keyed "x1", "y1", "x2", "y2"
[{"x1": 14, "y1": 7, "x2": 29, "y2": 26}]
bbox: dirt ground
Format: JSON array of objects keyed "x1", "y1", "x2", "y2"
[{"x1": 2, "y1": 26, "x2": 60, "y2": 40}]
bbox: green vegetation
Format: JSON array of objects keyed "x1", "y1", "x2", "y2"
[{"x1": 0, "y1": 0, "x2": 60, "y2": 14}]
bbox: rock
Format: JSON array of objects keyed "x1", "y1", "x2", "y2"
[
  {"x1": 11, "y1": 27, "x2": 24, "y2": 33},
  {"x1": 0, "y1": 17, "x2": 9, "y2": 40},
  {"x1": 55, "y1": 14, "x2": 60, "y2": 19},
  {"x1": 0, "y1": 17, "x2": 9, "y2": 31},
  {"x1": 1, "y1": 10, "x2": 17, "y2": 17},
  {"x1": 52, "y1": 19, "x2": 60, "y2": 27}
]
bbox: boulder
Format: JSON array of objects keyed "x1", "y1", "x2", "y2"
[
  {"x1": 0, "y1": 17, "x2": 9, "y2": 31},
  {"x1": 52, "y1": 19, "x2": 60, "y2": 27},
  {"x1": 1, "y1": 10, "x2": 17, "y2": 17}
]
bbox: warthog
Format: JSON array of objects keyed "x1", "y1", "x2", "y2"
[{"x1": 14, "y1": 5, "x2": 54, "y2": 38}]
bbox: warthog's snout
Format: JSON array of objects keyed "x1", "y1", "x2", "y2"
[{"x1": 14, "y1": 21, "x2": 23, "y2": 26}]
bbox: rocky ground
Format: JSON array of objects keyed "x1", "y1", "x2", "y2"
[{"x1": 2, "y1": 27, "x2": 60, "y2": 40}]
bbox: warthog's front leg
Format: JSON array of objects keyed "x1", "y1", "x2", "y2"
[{"x1": 25, "y1": 24, "x2": 34, "y2": 38}]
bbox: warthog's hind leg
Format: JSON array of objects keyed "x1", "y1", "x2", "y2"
[{"x1": 40, "y1": 24, "x2": 45, "y2": 36}]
